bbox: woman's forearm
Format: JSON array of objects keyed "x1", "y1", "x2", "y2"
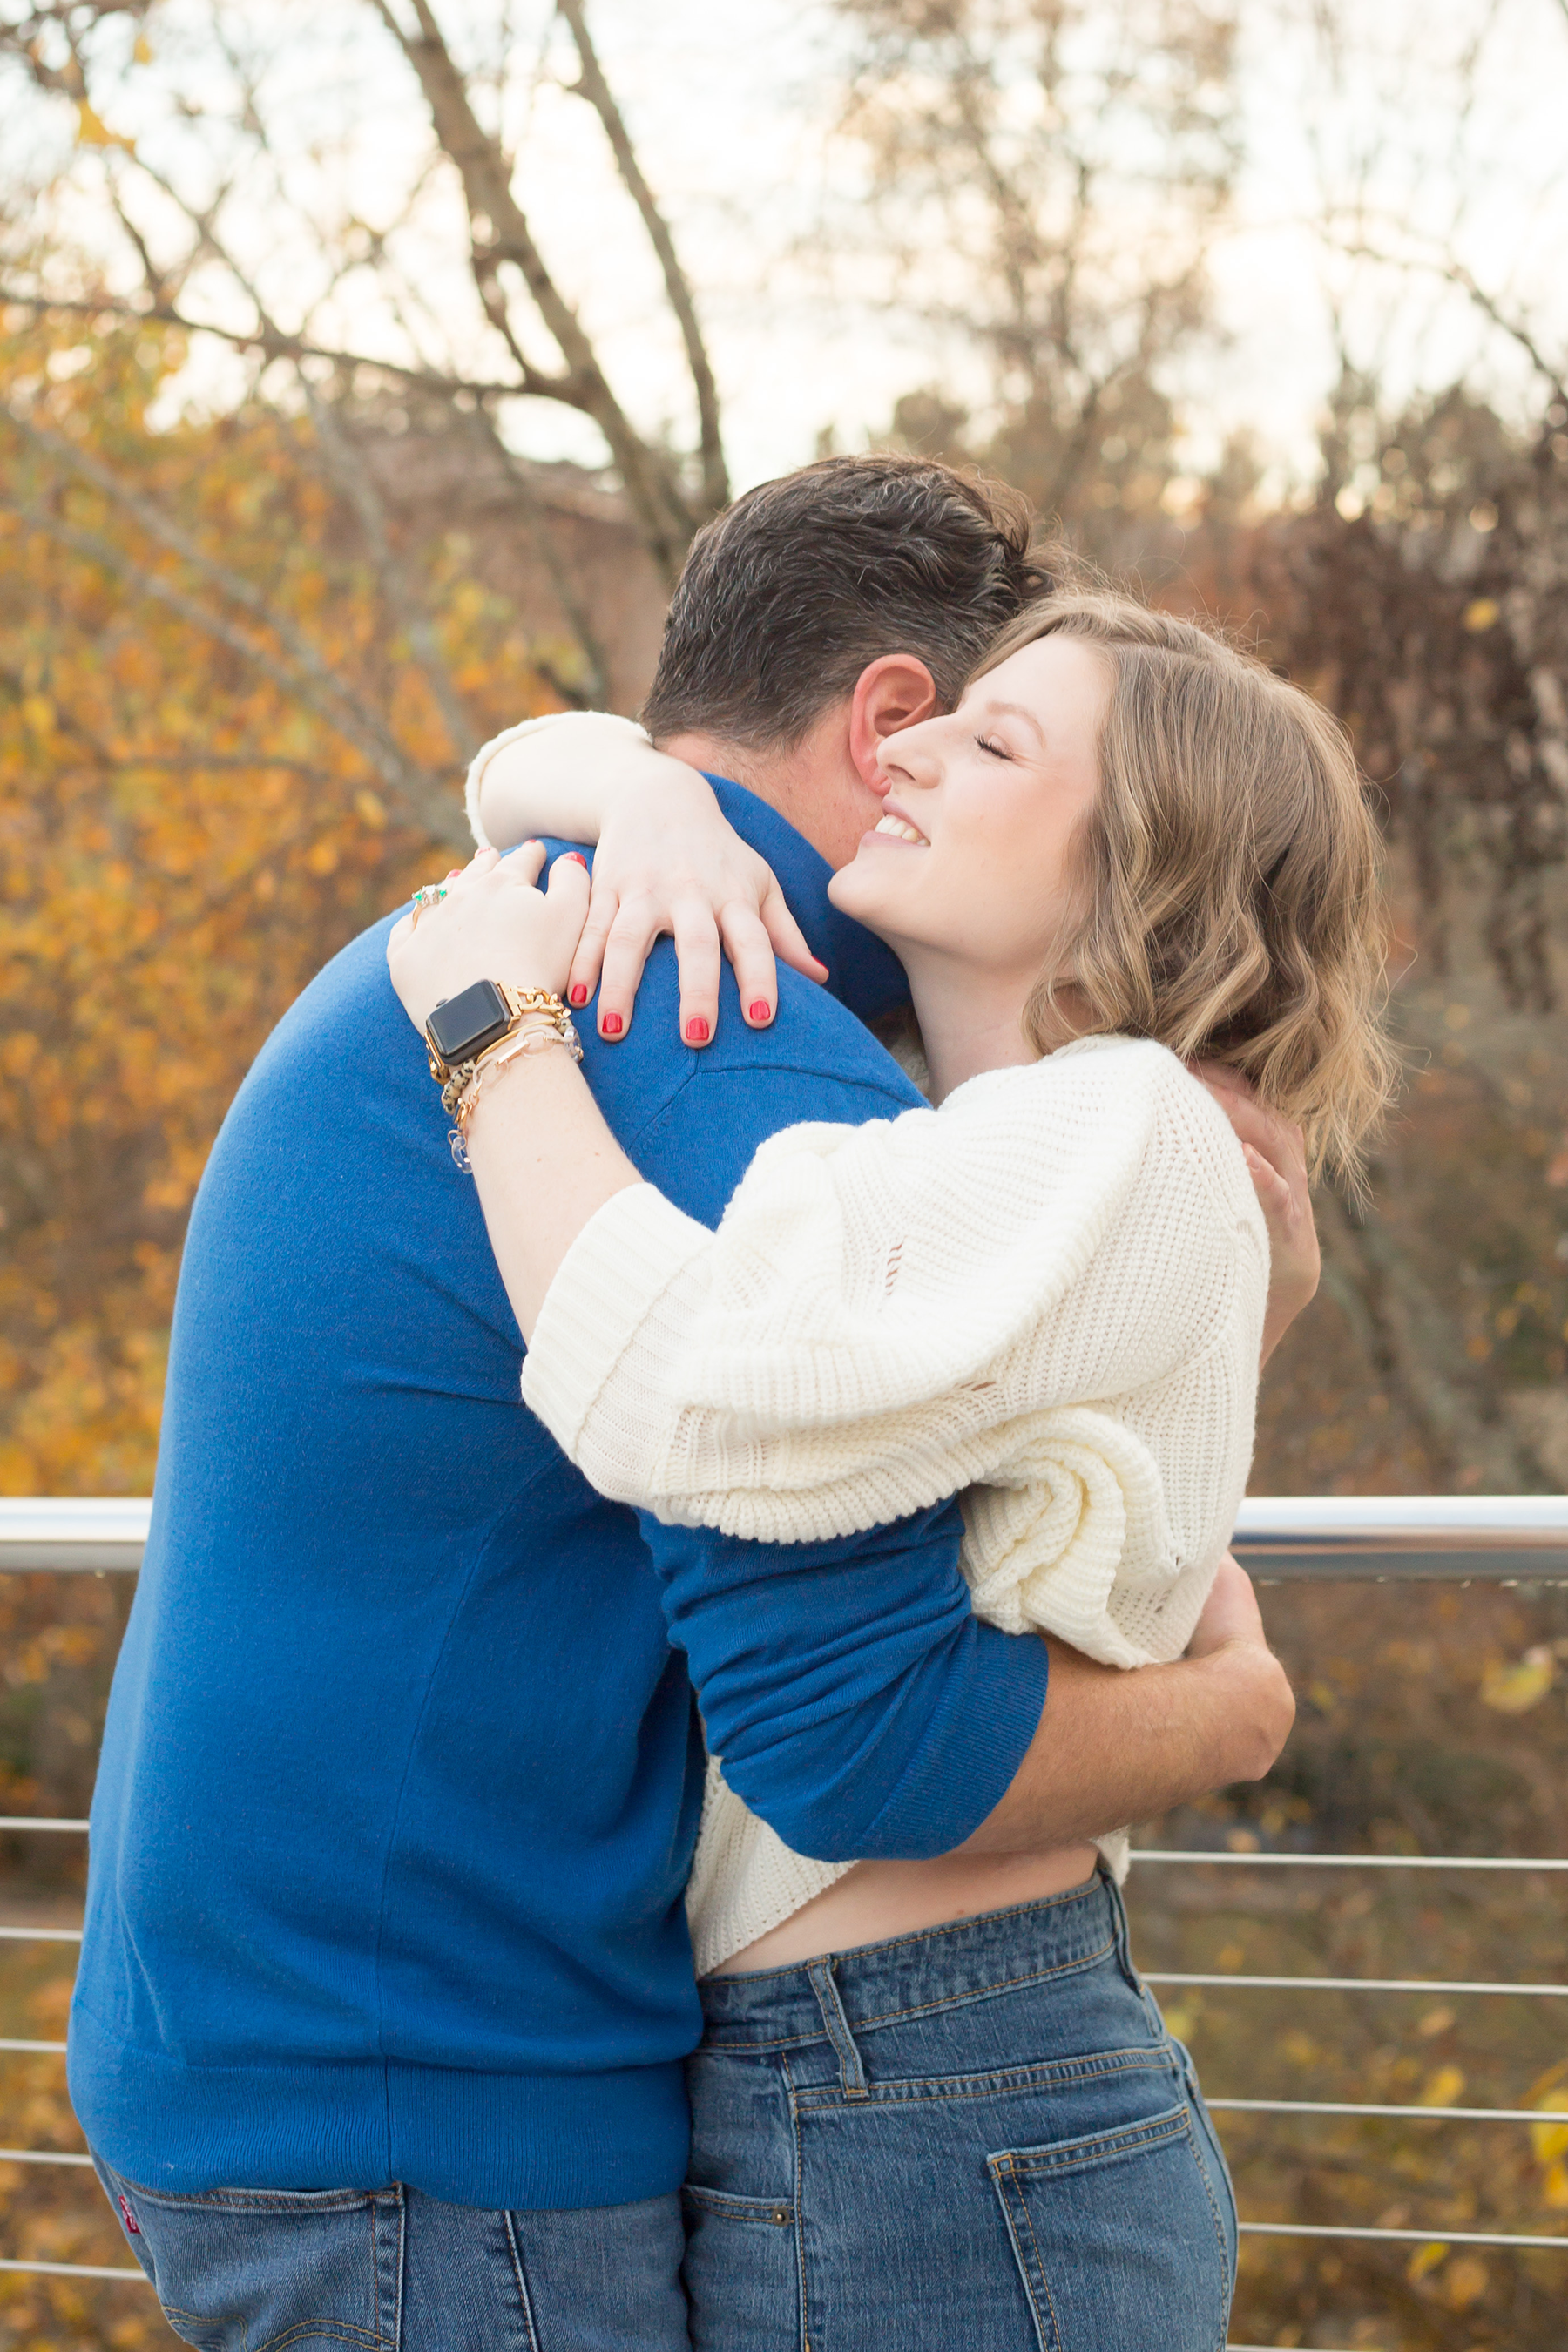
[
  {"x1": 464, "y1": 1049, "x2": 643, "y2": 1339},
  {"x1": 475, "y1": 714, "x2": 718, "y2": 853}
]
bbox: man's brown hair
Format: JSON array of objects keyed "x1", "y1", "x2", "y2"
[{"x1": 640, "y1": 453, "x2": 1050, "y2": 750}]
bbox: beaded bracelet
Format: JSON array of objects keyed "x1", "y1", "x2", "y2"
[{"x1": 446, "y1": 1013, "x2": 582, "y2": 1171}]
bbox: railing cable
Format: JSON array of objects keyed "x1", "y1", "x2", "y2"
[{"x1": 1147, "y1": 1971, "x2": 1567, "y2": 1997}]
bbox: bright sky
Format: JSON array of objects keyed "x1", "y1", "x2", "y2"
[{"x1": 12, "y1": 0, "x2": 1568, "y2": 498}]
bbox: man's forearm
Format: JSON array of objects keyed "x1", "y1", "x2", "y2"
[{"x1": 958, "y1": 1634, "x2": 1294, "y2": 1855}]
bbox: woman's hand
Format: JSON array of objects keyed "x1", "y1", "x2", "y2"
[
  {"x1": 571, "y1": 767, "x2": 828, "y2": 1047},
  {"x1": 387, "y1": 845, "x2": 591, "y2": 1035}
]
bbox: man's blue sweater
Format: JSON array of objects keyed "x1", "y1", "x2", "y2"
[{"x1": 70, "y1": 782, "x2": 1049, "y2": 2212}]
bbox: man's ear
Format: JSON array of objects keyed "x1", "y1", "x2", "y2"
[{"x1": 846, "y1": 656, "x2": 940, "y2": 787}]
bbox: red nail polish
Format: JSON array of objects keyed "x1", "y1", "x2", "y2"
[
  {"x1": 569, "y1": 984, "x2": 589, "y2": 1007},
  {"x1": 686, "y1": 1017, "x2": 710, "y2": 1044},
  {"x1": 566, "y1": 852, "x2": 588, "y2": 868},
  {"x1": 748, "y1": 1000, "x2": 772, "y2": 1024},
  {"x1": 601, "y1": 1011, "x2": 623, "y2": 1037}
]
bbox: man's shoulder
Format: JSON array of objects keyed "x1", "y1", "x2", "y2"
[
  {"x1": 588, "y1": 948, "x2": 922, "y2": 1228},
  {"x1": 602, "y1": 951, "x2": 919, "y2": 1131}
]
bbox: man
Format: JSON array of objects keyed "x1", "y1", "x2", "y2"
[{"x1": 72, "y1": 456, "x2": 1301, "y2": 2348}]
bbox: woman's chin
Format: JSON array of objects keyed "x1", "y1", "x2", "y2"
[{"x1": 826, "y1": 858, "x2": 882, "y2": 926}]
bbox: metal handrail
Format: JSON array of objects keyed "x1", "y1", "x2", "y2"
[
  {"x1": 4, "y1": 1493, "x2": 1566, "y2": 1578},
  {"x1": 1, "y1": 1497, "x2": 1565, "y2": 2294}
]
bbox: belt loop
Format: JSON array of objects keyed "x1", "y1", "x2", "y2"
[
  {"x1": 806, "y1": 1957, "x2": 868, "y2": 2099},
  {"x1": 1104, "y1": 1866, "x2": 1144, "y2": 1995}
]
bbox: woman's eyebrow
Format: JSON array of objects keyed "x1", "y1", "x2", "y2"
[{"x1": 980, "y1": 699, "x2": 1046, "y2": 746}]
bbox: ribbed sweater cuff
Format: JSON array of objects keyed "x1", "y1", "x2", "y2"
[{"x1": 521, "y1": 1183, "x2": 712, "y2": 1461}]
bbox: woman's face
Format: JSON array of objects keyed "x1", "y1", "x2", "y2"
[{"x1": 828, "y1": 635, "x2": 1110, "y2": 983}]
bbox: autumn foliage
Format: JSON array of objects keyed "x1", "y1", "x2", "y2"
[{"x1": 0, "y1": 314, "x2": 552, "y2": 1498}]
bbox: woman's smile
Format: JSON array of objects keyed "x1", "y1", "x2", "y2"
[
  {"x1": 829, "y1": 634, "x2": 1111, "y2": 999},
  {"x1": 868, "y1": 807, "x2": 930, "y2": 847}
]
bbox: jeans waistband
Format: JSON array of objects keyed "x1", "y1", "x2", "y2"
[{"x1": 695, "y1": 1869, "x2": 1131, "y2": 2052}]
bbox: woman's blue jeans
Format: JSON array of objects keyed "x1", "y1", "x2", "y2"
[{"x1": 681, "y1": 1869, "x2": 1236, "y2": 2350}]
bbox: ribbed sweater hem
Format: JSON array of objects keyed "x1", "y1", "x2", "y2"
[
  {"x1": 522, "y1": 1183, "x2": 711, "y2": 1457},
  {"x1": 68, "y1": 2003, "x2": 689, "y2": 2213}
]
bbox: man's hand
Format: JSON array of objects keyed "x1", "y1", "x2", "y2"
[
  {"x1": 1192, "y1": 1060, "x2": 1320, "y2": 1363},
  {"x1": 960, "y1": 1559, "x2": 1294, "y2": 1855}
]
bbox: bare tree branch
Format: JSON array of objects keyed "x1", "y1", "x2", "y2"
[
  {"x1": 1322, "y1": 230, "x2": 1568, "y2": 406},
  {"x1": 463, "y1": 402, "x2": 611, "y2": 705},
  {"x1": 557, "y1": 0, "x2": 727, "y2": 515},
  {"x1": 0, "y1": 288, "x2": 542, "y2": 402},
  {"x1": 371, "y1": 0, "x2": 696, "y2": 582},
  {"x1": 301, "y1": 378, "x2": 480, "y2": 764}
]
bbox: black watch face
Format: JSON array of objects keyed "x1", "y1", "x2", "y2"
[{"x1": 426, "y1": 978, "x2": 511, "y2": 1067}]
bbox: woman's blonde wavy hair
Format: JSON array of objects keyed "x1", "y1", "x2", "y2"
[{"x1": 971, "y1": 591, "x2": 1398, "y2": 1187}]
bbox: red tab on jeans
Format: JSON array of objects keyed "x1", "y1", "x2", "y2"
[{"x1": 118, "y1": 2193, "x2": 141, "y2": 2235}]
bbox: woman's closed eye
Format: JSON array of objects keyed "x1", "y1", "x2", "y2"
[{"x1": 975, "y1": 733, "x2": 1013, "y2": 760}]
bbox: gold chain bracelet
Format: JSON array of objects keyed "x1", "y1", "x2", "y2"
[{"x1": 446, "y1": 1010, "x2": 582, "y2": 1170}]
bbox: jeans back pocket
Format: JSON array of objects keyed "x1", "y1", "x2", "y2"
[
  {"x1": 989, "y1": 2104, "x2": 1232, "y2": 2352},
  {"x1": 681, "y1": 2182, "x2": 798, "y2": 2352}
]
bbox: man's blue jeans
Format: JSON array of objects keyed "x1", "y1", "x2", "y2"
[
  {"x1": 681, "y1": 1869, "x2": 1237, "y2": 2349},
  {"x1": 91, "y1": 2158, "x2": 690, "y2": 2350}
]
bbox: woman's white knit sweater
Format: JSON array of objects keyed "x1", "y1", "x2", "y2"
[{"x1": 521, "y1": 1034, "x2": 1269, "y2": 1975}]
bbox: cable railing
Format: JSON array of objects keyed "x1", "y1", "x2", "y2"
[{"x1": 1, "y1": 1493, "x2": 1566, "y2": 2324}]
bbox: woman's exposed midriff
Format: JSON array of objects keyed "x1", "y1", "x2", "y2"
[{"x1": 709, "y1": 1841, "x2": 1102, "y2": 1976}]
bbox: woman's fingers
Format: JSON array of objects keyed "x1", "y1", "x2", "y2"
[
  {"x1": 758, "y1": 883, "x2": 829, "y2": 984},
  {"x1": 672, "y1": 899, "x2": 725, "y2": 1046},
  {"x1": 718, "y1": 902, "x2": 781, "y2": 1029},
  {"x1": 593, "y1": 892, "x2": 662, "y2": 1040},
  {"x1": 543, "y1": 846, "x2": 592, "y2": 964},
  {"x1": 508, "y1": 839, "x2": 546, "y2": 889},
  {"x1": 566, "y1": 868, "x2": 616, "y2": 1015}
]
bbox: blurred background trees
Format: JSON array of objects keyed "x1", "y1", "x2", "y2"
[{"x1": 1, "y1": 1, "x2": 1566, "y2": 2344}]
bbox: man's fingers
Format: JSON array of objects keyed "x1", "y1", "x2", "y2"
[
  {"x1": 717, "y1": 903, "x2": 779, "y2": 1030},
  {"x1": 1243, "y1": 1143, "x2": 1294, "y2": 1225},
  {"x1": 594, "y1": 896, "x2": 660, "y2": 1040},
  {"x1": 672, "y1": 900, "x2": 724, "y2": 1046},
  {"x1": 1193, "y1": 1061, "x2": 1308, "y2": 1181},
  {"x1": 759, "y1": 885, "x2": 829, "y2": 984}
]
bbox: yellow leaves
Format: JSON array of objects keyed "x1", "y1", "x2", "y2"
[
  {"x1": 1215, "y1": 1941, "x2": 1246, "y2": 1970},
  {"x1": 1462, "y1": 596, "x2": 1499, "y2": 632},
  {"x1": 1419, "y1": 2065, "x2": 1466, "y2": 2107},
  {"x1": 74, "y1": 99, "x2": 134, "y2": 154},
  {"x1": 1530, "y1": 2066, "x2": 1568, "y2": 2166},
  {"x1": 1441, "y1": 2254, "x2": 1489, "y2": 2309},
  {"x1": 0, "y1": 309, "x2": 559, "y2": 1497},
  {"x1": 1417, "y1": 2005, "x2": 1456, "y2": 2037},
  {"x1": 1407, "y1": 2243, "x2": 1489, "y2": 2310},
  {"x1": 1478, "y1": 1645, "x2": 1555, "y2": 1713}
]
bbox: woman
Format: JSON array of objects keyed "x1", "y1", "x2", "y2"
[{"x1": 389, "y1": 592, "x2": 1393, "y2": 2349}]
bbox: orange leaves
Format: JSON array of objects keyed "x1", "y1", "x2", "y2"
[{"x1": 0, "y1": 311, "x2": 557, "y2": 1494}]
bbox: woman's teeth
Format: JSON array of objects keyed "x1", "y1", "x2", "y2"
[{"x1": 874, "y1": 814, "x2": 929, "y2": 846}]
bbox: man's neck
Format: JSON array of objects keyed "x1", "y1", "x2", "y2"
[{"x1": 654, "y1": 726, "x2": 882, "y2": 871}]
